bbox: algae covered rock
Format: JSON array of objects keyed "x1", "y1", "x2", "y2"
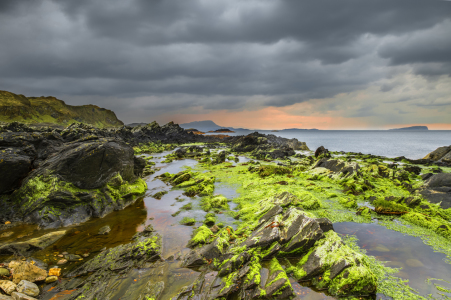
[
  {"x1": 423, "y1": 146, "x2": 451, "y2": 161},
  {"x1": 49, "y1": 230, "x2": 162, "y2": 300},
  {"x1": 26, "y1": 137, "x2": 135, "y2": 189},
  {"x1": 289, "y1": 230, "x2": 377, "y2": 296}
]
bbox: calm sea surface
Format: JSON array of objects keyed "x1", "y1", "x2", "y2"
[{"x1": 206, "y1": 130, "x2": 451, "y2": 159}]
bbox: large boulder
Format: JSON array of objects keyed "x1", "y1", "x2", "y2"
[
  {"x1": 423, "y1": 146, "x2": 451, "y2": 161},
  {"x1": 420, "y1": 173, "x2": 451, "y2": 209},
  {"x1": 9, "y1": 137, "x2": 146, "y2": 228},
  {"x1": 28, "y1": 137, "x2": 135, "y2": 189}
]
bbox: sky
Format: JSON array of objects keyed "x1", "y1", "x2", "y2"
[{"x1": 1, "y1": 0, "x2": 451, "y2": 130}]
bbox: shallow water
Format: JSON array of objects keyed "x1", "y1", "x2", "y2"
[
  {"x1": 334, "y1": 222, "x2": 451, "y2": 298},
  {"x1": 4, "y1": 149, "x2": 451, "y2": 299}
]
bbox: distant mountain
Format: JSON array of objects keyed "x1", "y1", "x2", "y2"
[
  {"x1": 180, "y1": 120, "x2": 225, "y2": 131},
  {"x1": 0, "y1": 90, "x2": 124, "y2": 128},
  {"x1": 281, "y1": 128, "x2": 319, "y2": 131},
  {"x1": 389, "y1": 126, "x2": 428, "y2": 131}
]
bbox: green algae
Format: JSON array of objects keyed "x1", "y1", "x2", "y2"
[
  {"x1": 200, "y1": 195, "x2": 229, "y2": 212},
  {"x1": 203, "y1": 213, "x2": 216, "y2": 226},
  {"x1": 189, "y1": 225, "x2": 214, "y2": 247},
  {"x1": 183, "y1": 151, "x2": 451, "y2": 298},
  {"x1": 180, "y1": 217, "x2": 196, "y2": 226},
  {"x1": 16, "y1": 173, "x2": 147, "y2": 218},
  {"x1": 133, "y1": 142, "x2": 176, "y2": 155}
]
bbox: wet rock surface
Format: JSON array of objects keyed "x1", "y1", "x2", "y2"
[
  {"x1": 172, "y1": 193, "x2": 376, "y2": 299},
  {"x1": 41, "y1": 229, "x2": 162, "y2": 300}
]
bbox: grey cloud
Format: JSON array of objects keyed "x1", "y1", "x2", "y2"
[{"x1": 1, "y1": 0, "x2": 451, "y2": 124}]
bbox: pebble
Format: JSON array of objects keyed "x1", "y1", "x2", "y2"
[
  {"x1": 61, "y1": 252, "x2": 68, "y2": 255},
  {"x1": 48, "y1": 268, "x2": 61, "y2": 277},
  {"x1": 17, "y1": 280, "x2": 39, "y2": 297},
  {"x1": 57, "y1": 259, "x2": 67, "y2": 265},
  {"x1": 45, "y1": 276, "x2": 58, "y2": 284},
  {"x1": 64, "y1": 254, "x2": 82, "y2": 262},
  {"x1": 82, "y1": 253, "x2": 90, "y2": 258},
  {"x1": 0, "y1": 280, "x2": 17, "y2": 295},
  {"x1": 97, "y1": 225, "x2": 111, "y2": 235},
  {"x1": 374, "y1": 244, "x2": 390, "y2": 252},
  {"x1": 0, "y1": 268, "x2": 10, "y2": 277}
]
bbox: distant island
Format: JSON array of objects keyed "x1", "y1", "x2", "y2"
[
  {"x1": 208, "y1": 128, "x2": 235, "y2": 133},
  {"x1": 389, "y1": 126, "x2": 428, "y2": 131}
]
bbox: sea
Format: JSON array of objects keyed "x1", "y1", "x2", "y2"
[{"x1": 204, "y1": 130, "x2": 451, "y2": 160}]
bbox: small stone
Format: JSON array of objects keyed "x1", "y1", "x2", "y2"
[
  {"x1": 17, "y1": 280, "x2": 39, "y2": 297},
  {"x1": 0, "y1": 280, "x2": 17, "y2": 295},
  {"x1": 374, "y1": 244, "x2": 390, "y2": 252},
  {"x1": 45, "y1": 276, "x2": 57, "y2": 284},
  {"x1": 57, "y1": 259, "x2": 67, "y2": 265},
  {"x1": 11, "y1": 292, "x2": 38, "y2": 300},
  {"x1": 57, "y1": 255, "x2": 63, "y2": 258},
  {"x1": 5, "y1": 221, "x2": 11, "y2": 225},
  {"x1": 210, "y1": 225, "x2": 219, "y2": 233},
  {"x1": 406, "y1": 259, "x2": 424, "y2": 268},
  {"x1": 0, "y1": 268, "x2": 10, "y2": 277},
  {"x1": 97, "y1": 225, "x2": 111, "y2": 235},
  {"x1": 82, "y1": 253, "x2": 89, "y2": 257},
  {"x1": 62, "y1": 252, "x2": 68, "y2": 255},
  {"x1": 64, "y1": 254, "x2": 82, "y2": 262},
  {"x1": 48, "y1": 268, "x2": 61, "y2": 277}
]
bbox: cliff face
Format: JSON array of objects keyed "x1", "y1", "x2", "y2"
[{"x1": 0, "y1": 90, "x2": 124, "y2": 128}]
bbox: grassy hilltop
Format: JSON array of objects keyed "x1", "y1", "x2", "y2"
[{"x1": 0, "y1": 90, "x2": 124, "y2": 128}]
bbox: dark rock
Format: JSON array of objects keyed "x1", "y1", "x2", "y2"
[
  {"x1": 423, "y1": 146, "x2": 451, "y2": 161},
  {"x1": 133, "y1": 156, "x2": 146, "y2": 177},
  {"x1": 329, "y1": 259, "x2": 351, "y2": 279},
  {"x1": 425, "y1": 173, "x2": 451, "y2": 188},
  {"x1": 0, "y1": 149, "x2": 32, "y2": 194},
  {"x1": 317, "y1": 218, "x2": 334, "y2": 233},
  {"x1": 258, "y1": 205, "x2": 283, "y2": 224},
  {"x1": 29, "y1": 138, "x2": 135, "y2": 189},
  {"x1": 421, "y1": 173, "x2": 433, "y2": 180},
  {"x1": 404, "y1": 166, "x2": 421, "y2": 175},
  {"x1": 315, "y1": 146, "x2": 330, "y2": 158},
  {"x1": 46, "y1": 231, "x2": 162, "y2": 300}
]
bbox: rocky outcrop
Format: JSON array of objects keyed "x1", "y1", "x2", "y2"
[
  {"x1": 423, "y1": 146, "x2": 451, "y2": 163},
  {"x1": 420, "y1": 173, "x2": 451, "y2": 209},
  {"x1": 0, "y1": 132, "x2": 147, "y2": 228},
  {"x1": 230, "y1": 132, "x2": 309, "y2": 153},
  {"x1": 313, "y1": 158, "x2": 360, "y2": 178},
  {"x1": 42, "y1": 230, "x2": 162, "y2": 300},
  {"x1": 173, "y1": 193, "x2": 376, "y2": 299}
]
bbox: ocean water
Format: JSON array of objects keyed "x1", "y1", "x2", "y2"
[{"x1": 206, "y1": 130, "x2": 451, "y2": 159}]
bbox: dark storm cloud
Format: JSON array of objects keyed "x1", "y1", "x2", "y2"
[{"x1": 0, "y1": 0, "x2": 450, "y2": 122}]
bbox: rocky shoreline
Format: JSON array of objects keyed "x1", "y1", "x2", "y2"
[{"x1": 0, "y1": 121, "x2": 450, "y2": 300}]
